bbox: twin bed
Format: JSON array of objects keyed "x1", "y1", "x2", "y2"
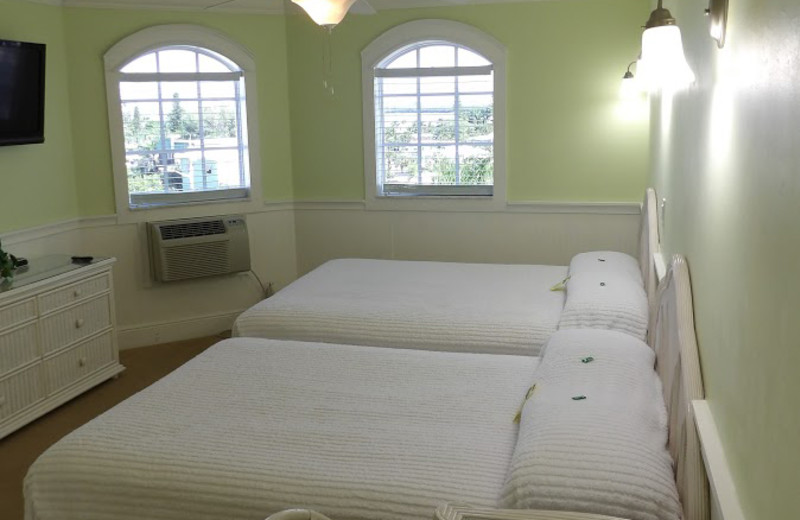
[
  {"x1": 232, "y1": 190, "x2": 661, "y2": 356},
  {"x1": 24, "y1": 189, "x2": 709, "y2": 520},
  {"x1": 233, "y1": 258, "x2": 567, "y2": 356}
]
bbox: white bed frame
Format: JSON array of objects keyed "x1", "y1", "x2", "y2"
[
  {"x1": 640, "y1": 187, "x2": 662, "y2": 307},
  {"x1": 651, "y1": 255, "x2": 708, "y2": 520},
  {"x1": 431, "y1": 254, "x2": 709, "y2": 520}
]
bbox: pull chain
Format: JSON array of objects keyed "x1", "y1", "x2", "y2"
[{"x1": 322, "y1": 26, "x2": 335, "y2": 96}]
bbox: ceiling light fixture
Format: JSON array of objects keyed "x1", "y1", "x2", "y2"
[
  {"x1": 637, "y1": 0, "x2": 695, "y2": 92},
  {"x1": 291, "y1": 0, "x2": 359, "y2": 96},
  {"x1": 291, "y1": 0, "x2": 358, "y2": 28}
]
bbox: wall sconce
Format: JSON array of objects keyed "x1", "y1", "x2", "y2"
[
  {"x1": 637, "y1": 0, "x2": 695, "y2": 92},
  {"x1": 291, "y1": 0, "x2": 358, "y2": 28},
  {"x1": 619, "y1": 61, "x2": 640, "y2": 100},
  {"x1": 705, "y1": 0, "x2": 729, "y2": 48}
]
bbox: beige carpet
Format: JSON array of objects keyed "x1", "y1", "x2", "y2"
[{"x1": 0, "y1": 333, "x2": 227, "y2": 520}]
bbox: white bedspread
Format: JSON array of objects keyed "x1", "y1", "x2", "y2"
[
  {"x1": 25, "y1": 339, "x2": 538, "y2": 520},
  {"x1": 502, "y1": 329, "x2": 681, "y2": 520},
  {"x1": 233, "y1": 259, "x2": 567, "y2": 356}
]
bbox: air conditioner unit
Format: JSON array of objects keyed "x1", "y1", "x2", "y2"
[{"x1": 148, "y1": 215, "x2": 250, "y2": 282}]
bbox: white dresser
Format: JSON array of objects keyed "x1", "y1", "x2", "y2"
[{"x1": 0, "y1": 256, "x2": 124, "y2": 439}]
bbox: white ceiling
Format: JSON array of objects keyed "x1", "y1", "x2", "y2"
[{"x1": 54, "y1": 0, "x2": 542, "y2": 15}]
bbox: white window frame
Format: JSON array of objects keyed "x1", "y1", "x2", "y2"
[
  {"x1": 104, "y1": 25, "x2": 263, "y2": 223},
  {"x1": 362, "y1": 20, "x2": 507, "y2": 211}
]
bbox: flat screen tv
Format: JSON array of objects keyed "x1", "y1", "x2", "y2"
[{"x1": 0, "y1": 39, "x2": 46, "y2": 146}]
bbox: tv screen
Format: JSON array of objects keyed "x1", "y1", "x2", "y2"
[{"x1": 0, "y1": 39, "x2": 46, "y2": 146}]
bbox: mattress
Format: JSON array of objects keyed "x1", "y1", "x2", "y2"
[
  {"x1": 25, "y1": 338, "x2": 539, "y2": 520},
  {"x1": 233, "y1": 259, "x2": 567, "y2": 356}
]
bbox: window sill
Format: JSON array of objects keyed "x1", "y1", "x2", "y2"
[
  {"x1": 115, "y1": 193, "x2": 264, "y2": 224},
  {"x1": 130, "y1": 188, "x2": 250, "y2": 208}
]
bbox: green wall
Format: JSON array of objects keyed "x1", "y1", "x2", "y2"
[
  {"x1": 286, "y1": 0, "x2": 649, "y2": 202},
  {"x1": 62, "y1": 7, "x2": 295, "y2": 216},
  {"x1": 0, "y1": 0, "x2": 79, "y2": 233},
  {"x1": 649, "y1": 0, "x2": 800, "y2": 517},
  {"x1": 1, "y1": 0, "x2": 649, "y2": 229}
]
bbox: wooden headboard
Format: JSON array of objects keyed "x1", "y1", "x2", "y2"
[
  {"x1": 436, "y1": 254, "x2": 712, "y2": 520},
  {"x1": 651, "y1": 254, "x2": 709, "y2": 520},
  {"x1": 640, "y1": 187, "x2": 661, "y2": 307}
]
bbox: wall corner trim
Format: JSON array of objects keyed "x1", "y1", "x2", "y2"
[
  {"x1": 505, "y1": 201, "x2": 641, "y2": 215},
  {"x1": 61, "y1": 0, "x2": 284, "y2": 13},
  {"x1": 20, "y1": 0, "x2": 64, "y2": 6},
  {"x1": 263, "y1": 201, "x2": 299, "y2": 211},
  {"x1": 692, "y1": 400, "x2": 747, "y2": 520},
  {"x1": 0, "y1": 200, "x2": 637, "y2": 248},
  {"x1": 289, "y1": 200, "x2": 639, "y2": 214},
  {"x1": 292, "y1": 200, "x2": 367, "y2": 211},
  {"x1": 0, "y1": 215, "x2": 117, "y2": 247}
]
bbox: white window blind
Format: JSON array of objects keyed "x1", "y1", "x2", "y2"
[
  {"x1": 117, "y1": 46, "x2": 250, "y2": 208},
  {"x1": 374, "y1": 43, "x2": 495, "y2": 197}
]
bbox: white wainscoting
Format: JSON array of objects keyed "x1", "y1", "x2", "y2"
[
  {"x1": 3, "y1": 200, "x2": 640, "y2": 349},
  {"x1": 2, "y1": 207, "x2": 298, "y2": 349},
  {"x1": 293, "y1": 201, "x2": 641, "y2": 276}
]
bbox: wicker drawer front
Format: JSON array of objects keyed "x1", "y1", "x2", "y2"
[
  {"x1": 40, "y1": 296, "x2": 111, "y2": 355},
  {"x1": 0, "y1": 323, "x2": 39, "y2": 377},
  {"x1": 39, "y1": 275, "x2": 110, "y2": 314},
  {"x1": 0, "y1": 298, "x2": 36, "y2": 333},
  {"x1": 0, "y1": 365, "x2": 44, "y2": 421},
  {"x1": 44, "y1": 333, "x2": 114, "y2": 395}
]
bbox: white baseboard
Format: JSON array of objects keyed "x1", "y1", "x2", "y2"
[
  {"x1": 117, "y1": 310, "x2": 243, "y2": 350},
  {"x1": 693, "y1": 400, "x2": 747, "y2": 520}
]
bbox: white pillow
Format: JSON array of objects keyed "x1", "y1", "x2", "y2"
[
  {"x1": 502, "y1": 329, "x2": 681, "y2": 520},
  {"x1": 558, "y1": 271, "x2": 648, "y2": 340},
  {"x1": 569, "y1": 251, "x2": 643, "y2": 286}
]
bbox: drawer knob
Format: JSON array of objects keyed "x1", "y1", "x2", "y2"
[
  {"x1": 78, "y1": 357, "x2": 86, "y2": 367},
  {"x1": 75, "y1": 318, "x2": 85, "y2": 329},
  {"x1": 73, "y1": 289, "x2": 82, "y2": 298}
]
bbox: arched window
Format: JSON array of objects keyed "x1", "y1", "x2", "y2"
[
  {"x1": 105, "y1": 25, "x2": 262, "y2": 217},
  {"x1": 362, "y1": 20, "x2": 506, "y2": 207}
]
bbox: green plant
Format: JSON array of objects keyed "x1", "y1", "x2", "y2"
[{"x1": 0, "y1": 240, "x2": 15, "y2": 280}]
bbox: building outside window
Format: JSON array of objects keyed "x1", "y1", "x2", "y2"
[
  {"x1": 362, "y1": 20, "x2": 506, "y2": 207},
  {"x1": 104, "y1": 25, "x2": 263, "y2": 220}
]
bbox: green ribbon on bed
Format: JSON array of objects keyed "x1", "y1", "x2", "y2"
[
  {"x1": 549, "y1": 276, "x2": 570, "y2": 292},
  {"x1": 513, "y1": 384, "x2": 537, "y2": 424}
]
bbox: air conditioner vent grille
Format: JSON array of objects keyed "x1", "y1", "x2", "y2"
[
  {"x1": 148, "y1": 214, "x2": 250, "y2": 282},
  {"x1": 159, "y1": 220, "x2": 226, "y2": 240},
  {"x1": 163, "y1": 242, "x2": 230, "y2": 281}
]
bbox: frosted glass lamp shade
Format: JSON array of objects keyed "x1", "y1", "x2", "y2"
[
  {"x1": 292, "y1": 0, "x2": 358, "y2": 27},
  {"x1": 639, "y1": 25, "x2": 695, "y2": 92}
]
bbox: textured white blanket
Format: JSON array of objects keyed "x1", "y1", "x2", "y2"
[
  {"x1": 26, "y1": 339, "x2": 539, "y2": 520},
  {"x1": 568, "y1": 251, "x2": 643, "y2": 286},
  {"x1": 558, "y1": 272, "x2": 649, "y2": 340},
  {"x1": 234, "y1": 259, "x2": 567, "y2": 356},
  {"x1": 502, "y1": 329, "x2": 681, "y2": 520}
]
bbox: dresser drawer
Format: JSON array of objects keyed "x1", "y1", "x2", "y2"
[
  {"x1": 40, "y1": 296, "x2": 111, "y2": 355},
  {"x1": 0, "y1": 323, "x2": 39, "y2": 377},
  {"x1": 0, "y1": 298, "x2": 36, "y2": 333},
  {"x1": 0, "y1": 364, "x2": 44, "y2": 421},
  {"x1": 44, "y1": 332, "x2": 114, "y2": 395},
  {"x1": 39, "y1": 274, "x2": 110, "y2": 315}
]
